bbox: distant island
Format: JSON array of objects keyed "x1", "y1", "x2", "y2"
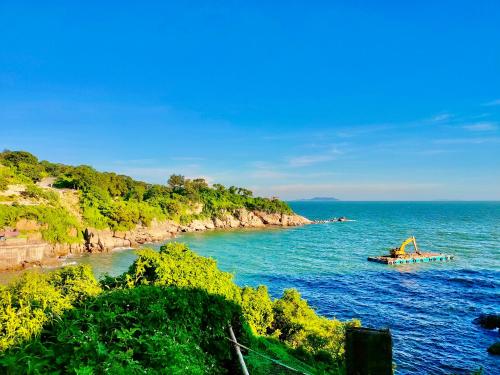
[{"x1": 298, "y1": 197, "x2": 340, "y2": 201}]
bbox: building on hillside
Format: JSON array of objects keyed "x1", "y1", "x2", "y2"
[{"x1": 0, "y1": 228, "x2": 20, "y2": 241}]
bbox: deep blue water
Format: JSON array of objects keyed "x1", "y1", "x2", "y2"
[{"x1": 77, "y1": 201, "x2": 500, "y2": 374}]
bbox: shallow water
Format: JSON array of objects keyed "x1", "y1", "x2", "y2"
[{"x1": 53, "y1": 202, "x2": 500, "y2": 373}]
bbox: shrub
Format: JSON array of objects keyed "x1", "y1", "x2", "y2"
[
  {"x1": 241, "y1": 285, "x2": 274, "y2": 335},
  {"x1": 0, "y1": 205, "x2": 82, "y2": 244},
  {"x1": 0, "y1": 151, "x2": 44, "y2": 182},
  {"x1": 0, "y1": 286, "x2": 242, "y2": 374},
  {"x1": 272, "y1": 289, "x2": 361, "y2": 361},
  {"x1": 0, "y1": 265, "x2": 101, "y2": 351},
  {"x1": 0, "y1": 166, "x2": 13, "y2": 191},
  {"x1": 21, "y1": 184, "x2": 59, "y2": 202},
  {"x1": 0, "y1": 244, "x2": 357, "y2": 374},
  {"x1": 123, "y1": 243, "x2": 242, "y2": 303},
  {"x1": 121, "y1": 243, "x2": 358, "y2": 366}
]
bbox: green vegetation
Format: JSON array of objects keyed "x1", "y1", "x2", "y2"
[
  {"x1": 0, "y1": 205, "x2": 82, "y2": 244},
  {"x1": 0, "y1": 243, "x2": 360, "y2": 374},
  {"x1": 0, "y1": 150, "x2": 292, "y2": 241},
  {"x1": 0, "y1": 152, "x2": 339, "y2": 372},
  {"x1": 0, "y1": 265, "x2": 101, "y2": 351},
  {"x1": 0, "y1": 151, "x2": 45, "y2": 182},
  {"x1": 1, "y1": 286, "x2": 241, "y2": 374},
  {"x1": 0, "y1": 161, "x2": 82, "y2": 244}
]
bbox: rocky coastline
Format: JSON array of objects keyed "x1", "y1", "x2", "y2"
[{"x1": 0, "y1": 208, "x2": 311, "y2": 271}]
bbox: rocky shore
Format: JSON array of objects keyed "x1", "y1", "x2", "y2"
[
  {"x1": 474, "y1": 313, "x2": 500, "y2": 355},
  {"x1": 0, "y1": 209, "x2": 311, "y2": 271}
]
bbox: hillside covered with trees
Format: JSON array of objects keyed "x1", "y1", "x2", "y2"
[{"x1": 0, "y1": 150, "x2": 296, "y2": 249}]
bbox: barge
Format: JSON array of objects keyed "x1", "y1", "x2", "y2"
[
  {"x1": 368, "y1": 252, "x2": 454, "y2": 265},
  {"x1": 368, "y1": 236, "x2": 454, "y2": 265}
]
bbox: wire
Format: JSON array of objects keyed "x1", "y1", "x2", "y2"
[{"x1": 225, "y1": 337, "x2": 313, "y2": 375}]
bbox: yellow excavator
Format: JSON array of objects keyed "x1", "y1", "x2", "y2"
[
  {"x1": 390, "y1": 236, "x2": 421, "y2": 258},
  {"x1": 369, "y1": 235, "x2": 453, "y2": 264}
]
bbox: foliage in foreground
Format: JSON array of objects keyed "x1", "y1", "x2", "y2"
[
  {"x1": 113, "y1": 243, "x2": 360, "y2": 368},
  {"x1": 0, "y1": 265, "x2": 101, "y2": 351},
  {"x1": 0, "y1": 243, "x2": 359, "y2": 374},
  {"x1": 1, "y1": 286, "x2": 241, "y2": 374}
]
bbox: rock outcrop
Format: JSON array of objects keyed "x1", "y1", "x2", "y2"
[
  {"x1": 474, "y1": 313, "x2": 500, "y2": 355},
  {"x1": 84, "y1": 219, "x2": 179, "y2": 253},
  {"x1": 0, "y1": 208, "x2": 311, "y2": 271},
  {"x1": 474, "y1": 314, "x2": 500, "y2": 331},
  {"x1": 181, "y1": 209, "x2": 311, "y2": 232},
  {"x1": 488, "y1": 342, "x2": 500, "y2": 355},
  {"x1": 0, "y1": 242, "x2": 87, "y2": 270}
]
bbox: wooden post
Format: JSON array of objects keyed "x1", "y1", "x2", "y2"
[
  {"x1": 412, "y1": 236, "x2": 420, "y2": 254},
  {"x1": 346, "y1": 327, "x2": 392, "y2": 375},
  {"x1": 228, "y1": 325, "x2": 250, "y2": 375}
]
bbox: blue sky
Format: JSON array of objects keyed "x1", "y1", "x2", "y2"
[{"x1": 1, "y1": 1, "x2": 499, "y2": 200}]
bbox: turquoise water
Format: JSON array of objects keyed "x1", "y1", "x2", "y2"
[{"x1": 77, "y1": 202, "x2": 500, "y2": 374}]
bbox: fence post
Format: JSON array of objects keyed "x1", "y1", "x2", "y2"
[
  {"x1": 228, "y1": 325, "x2": 250, "y2": 375},
  {"x1": 345, "y1": 327, "x2": 392, "y2": 375}
]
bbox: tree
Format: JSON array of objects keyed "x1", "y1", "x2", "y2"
[
  {"x1": 191, "y1": 178, "x2": 208, "y2": 191},
  {"x1": 0, "y1": 150, "x2": 44, "y2": 181},
  {"x1": 126, "y1": 184, "x2": 146, "y2": 201},
  {"x1": 212, "y1": 184, "x2": 226, "y2": 192},
  {"x1": 0, "y1": 150, "x2": 38, "y2": 167},
  {"x1": 167, "y1": 174, "x2": 185, "y2": 192},
  {"x1": 237, "y1": 187, "x2": 253, "y2": 197}
]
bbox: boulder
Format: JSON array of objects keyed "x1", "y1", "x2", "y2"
[
  {"x1": 283, "y1": 213, "x2": 312, "y2": 226},
  {"x1": 234, "y1": 209, "x2": 265, "y2": 227},
  {"x1": 488, "y1": 342, "x2": 500, "y2": 355},
  {"x1": 15, "y1": 219, "x2": 41, "y2": 231},
  {"x1": 113, "y1": 231, "x2": 128, "y2": 239},
  {"x1": 69, "y1": 243, "x2": 86, "y2": 254},
  {"x1": 202, "y1": 218, "x2": 216, "y2": 229},
  {"x1": 254, "y1": 211, "x2": 282, "y2": 225},
  {"x1": 226, "y1": 214, "x2": 241, "y2": 228},
  {"x1": 0, "y1": 243, "x2": 52, "y2": 270},
  {"x1": 27, "y1": 231, "x2": 44, "y2": 243},
  {"x1": 188, "y1": 220, "x2": 209, "y2": 231},
  {"x1": 474, "y1": 314, "x2": 500, "y2": 330},
  {"x1": 213, "y1": 214, "x2": 241, "y2": 228},
  {"x1": 213, "y1": 217, "x2": 226, "y2": 228}
]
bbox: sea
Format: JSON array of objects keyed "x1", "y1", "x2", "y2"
[{"x1": 20, "y1": 202, "x2": 500, "y2": 374}]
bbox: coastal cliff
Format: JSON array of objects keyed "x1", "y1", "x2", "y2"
[
  {"x1": 84, "y1": 209, "x2": 310, "y2": 253},
  {"x1": 0, "y1": 150, "x2": 311, "y2": 271},
  {"x1": 0, "y1": 209, "x2": 310, "y2": 270}
]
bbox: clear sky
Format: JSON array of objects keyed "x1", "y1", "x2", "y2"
[{"x1": 1, "y1": 1, "x2": 499, "y2": 200}]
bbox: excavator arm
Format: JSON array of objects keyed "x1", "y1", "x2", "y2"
[
  {"x1": 390, "y1": 236, "x2": 421, "y2": 258},
  {"x1": 399, "y1": 237, "x2": 415, "y2": 253}
]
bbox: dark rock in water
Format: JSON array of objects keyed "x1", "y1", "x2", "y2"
[
  {"x1": 488, "y1": 342, "x2": 500, "y2": 355},
  {"x1": 474, "y1": 314, "x2": 500, "y2": 330}
]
